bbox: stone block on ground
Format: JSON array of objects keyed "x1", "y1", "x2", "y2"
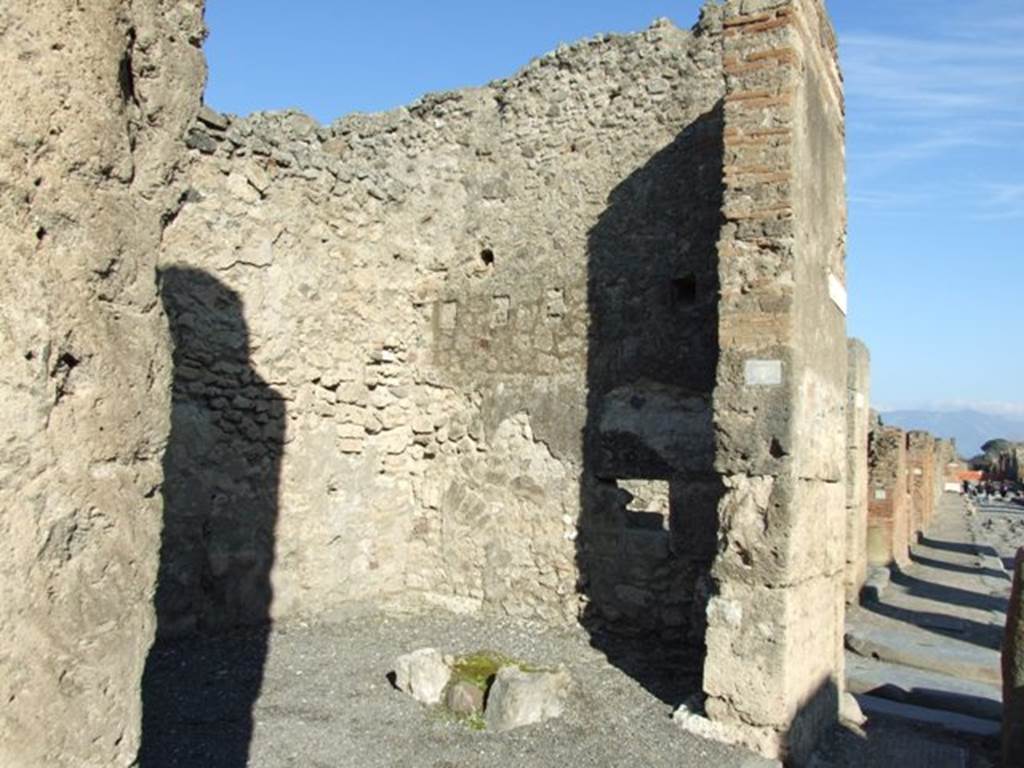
[
  {"x1": 839, "y1": 693, "x2": 866, "y2": 727},
  {"x1": 446, "y1": 680, "x2": 485, "y2": 716},
  {"x1": 393, "y1": 648, "x2": 452, "y2": 705},
  {"x1": 845, "y1": 624, "x2": 1000, "y2": 686},
  {"x1": 484, "y1": 666, "x2": 570, "y2": 733},
  {"x1": 861, "y1": 567, "x2": 891, "y2": 604},
  {"x1": 854, "y1": 694, "x2": 999, "y2": 740},
  {"x1": 846, "y1": 652, "x2": 1001, "y2": 722}
]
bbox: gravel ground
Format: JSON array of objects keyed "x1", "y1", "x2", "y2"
[
  {"x1": 141, "y1": 495, "x2": 1021, "y2": 768},
  {"x1": 971, "y1": 497, "x2": 1024, "y2": 568},
  {"x1": 138, "y1": 607, "x2": 777, "y2": 768}
]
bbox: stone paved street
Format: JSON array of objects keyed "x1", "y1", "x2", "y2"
[{"x1": 834, "y1": 493, "x2": 1013, "y2": 767}]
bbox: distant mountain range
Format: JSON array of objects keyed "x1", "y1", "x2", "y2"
[{"x1": 880, "y1": 409, "x2": 1024, "y2": 459}]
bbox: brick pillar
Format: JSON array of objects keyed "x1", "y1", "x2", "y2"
[
  {"x1": 906, "y1": 431, "x2": 936, "y2": 540},
  {"x1": 867, "y1": 427, "x2": 909, "y2": 567},
  {"x1": 701, "y1": 0, "x2": 847, "y2": 761}
]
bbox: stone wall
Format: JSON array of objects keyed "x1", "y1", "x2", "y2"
[
  {"x1": 845, "y1": 339, "x2": 870, "y2": 601},
  {"x1": 0, "y1": 0, "x2": 856, "y2": 764},
  {"x1": 906, "y1": 431, "x2": 936, "y2": 541},
  {"x1": 158, "y1": 10, "x2": 727, "y2": 649},
  {"x1": 1004, "y1": 548, "x2": 1024, "y2": 767},
  {"x1": 935, "y1": 438, "x2": 961, "y2": 488},
  {"x1": 161, "y1": 0, "x2": 850, "y2": 759},
  {"x1": 0, "y1": 1, "x2": 205, "y2": 766},
  {"x1": 700, "y1": 0, "x2": 848, "y2": 761},
  {"x1": 867, "y1": 426, "x2": 910, "y2": 567}
]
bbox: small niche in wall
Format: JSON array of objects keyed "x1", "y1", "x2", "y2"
[
  {"x1": 672, "y1": 273, "x2": 698, "y2": 305},
  {"x1": 480, "y1": 248, "x2": 495, "y2": 268},
  {"x1": 545, "y1": 287, "x2": 566, "y2": 320},
  {"x1": 619, "y1": 478, "x2": 670, "y2": 531}
]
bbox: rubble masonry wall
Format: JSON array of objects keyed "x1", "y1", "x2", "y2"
[
  {"x1": 0, "y1": 0, "x2": 855, "y2": 764},
  {"x1": 867, "y1": 426, "x2": 909, "y2": 567},
  {"x1": 158, "y1": 10, "x2": 728, "y2": 649},
  {"x1": 701, "y1": 0, "x2": 847, "y2": 761},
  {"x1": 0, "y1": 1, "x2": 205, "y2": 765}
]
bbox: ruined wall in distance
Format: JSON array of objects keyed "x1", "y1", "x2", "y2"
[
  {"x1": 935, "y1": 438, "x2": 960, "y2": 490},
  {"x1": 867, "y1": 426, "x2": 909, "y2": 567},
  {"x1": 0, "y1": 1, "x2": 205, "y2": 765},
  {"x1": 906, "y1": 431, "x2": 936, "y2": 539}
]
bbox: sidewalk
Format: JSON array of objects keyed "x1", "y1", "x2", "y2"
[{"x1": 823, "y1": 493, "x2": 1009, "y2": 767}]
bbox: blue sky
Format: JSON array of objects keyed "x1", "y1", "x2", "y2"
[{"x1": 204, "y1": 0, "x2": 1024, "y2": 415}]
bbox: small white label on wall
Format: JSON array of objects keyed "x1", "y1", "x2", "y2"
[
  {"x1": 828, "y1": 273, "x2": 848, "y2": 316},
  {"x1": 913, "y1": 468, "x2": 923, "y2": 476},
  {"x1": 874, "y1": 489, "x2": 887, "y2": 500},
  {"x1": 745, "y1": 360, "x2": 783, "y2": 386},
  {"x1": 855, "y1": 393, "x2": 865, "y2": 409}
]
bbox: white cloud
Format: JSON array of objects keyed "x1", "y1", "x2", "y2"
[
  {"x1": 842, "y1": 15, "x2": 1024, "y2": 179},
  {"x1": 977, "y1": 183, "x2": 1024, "y2": 219}
]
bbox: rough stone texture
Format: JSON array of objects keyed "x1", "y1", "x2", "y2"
[
  {"x1": 701, "y1": 0, "x2": 848, "y2": 762},
  {"x1": 0, "y1": 2, "x2": 205, "y2": 766},
  {"x1": 1004, "y1": 547, "x2": 1024, "y2": 767},
  {"x1": 845, "y1": 339, "x2": 871, "y2": 602},
  {"x1": 906, "y1": 431, "x2": 936, "y2": 541},
  {"x1": 934, "y1": 439, "x2": 960, "y2": 491},
  {"x1": 1, "y1": 0, "x2": 856, "y2": 764},
  {"x1": 867, "y1": 426, "x2": 910, "y2": 568},
  {"x1": 393, "y1": 647, "x2": 452, "y2": 705},
  {"x1": 484, "y1": 666, "x2": 572, "y2": 733},
  {"x1": 157, "y1": 11, "x2": 728, "y2": 654},
  {"x1": 446, "y1": 680, "x2": 485, "y2": 716}
]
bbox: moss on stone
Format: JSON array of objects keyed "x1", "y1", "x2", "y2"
[
  {"x1": 442, "y1": 650, "x2": 545, "y2": 731},
  {"x1": 450, "y1": 650, "x2": 527, "y2": 690}
]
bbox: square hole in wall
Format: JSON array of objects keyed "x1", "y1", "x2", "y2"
[
  {"x1": 619, "y1": 478, "x2": 670, "y2": 530},
  {"x1": 546, "y1": 287, "x2": 566, "y2": 320}
]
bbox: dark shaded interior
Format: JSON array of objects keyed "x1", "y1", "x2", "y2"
[
  {"x1": 577, "y1": 101, "x2": 726, "y2": 706},
  {"x1": 139, "y1": 267, "x2": 285, "y2": 767}
]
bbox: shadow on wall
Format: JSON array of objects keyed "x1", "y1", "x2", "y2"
[
  {"x1": 139, "y1": 267, "x2": 285, "y2": 768},
  {"x1": 577, "y1": 101, "x2": 725, "y2": 707}
]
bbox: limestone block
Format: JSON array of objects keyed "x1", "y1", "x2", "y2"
[
  {"x1": 484, "y1": 666, "x2": 571, "y2": 733},
  {"x1": 393, "y1": 648, "x2": 452, "y2": 706},
  {"x1": 446, "y1": 680, "x2": 485, "y2": 716}
]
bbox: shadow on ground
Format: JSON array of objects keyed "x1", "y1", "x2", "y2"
[{"x1": 139, "y1": 268, "x2": 285, "y2": 767}]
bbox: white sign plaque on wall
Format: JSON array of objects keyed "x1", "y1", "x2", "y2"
[
  {"x1": 744, "y1": 360, "x2": 783, "y2": 386},
  {"x1": 828, "y1": 273, "x2": 848, "y2": 316}
]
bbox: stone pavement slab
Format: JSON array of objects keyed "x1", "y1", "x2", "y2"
[
  {"x1": 854, "y1": 695, "x2": 1000, "y2": 740},
  {"x1": 845, "y1": 622, "x2": 1001, "y2": 685},
  {"x1": 845, "y1": 652, "x2": 1001, "y2": 721}
]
